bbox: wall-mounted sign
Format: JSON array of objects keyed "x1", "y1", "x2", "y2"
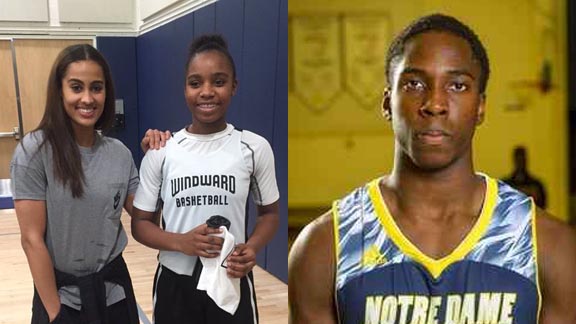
[
  {"x1": 292, "y1": 16, "x2": 342, "y2": 113},
  {"x1": 343, "y1": 15, "x2": 389, "y2": 109}
]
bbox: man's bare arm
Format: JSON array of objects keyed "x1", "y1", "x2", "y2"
[
  {"x1": 537, "y1": 209, "x2": 576, "y2": 323},
  {"x1": 289, "y1": 211, "x2": 338, "y2": 324}
]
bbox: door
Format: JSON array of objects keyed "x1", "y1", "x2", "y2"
[
  {"x1": 0, "y1": 40, "x2": 19, "y2": 179},
  {"x1": 0, "y1": 38, "x2": 92, "y2": 180}
]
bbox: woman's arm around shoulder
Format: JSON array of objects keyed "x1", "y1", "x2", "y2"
[
  {"x1": 536, "y1": 208, "x2": 576, "y2": 323},
  {"x1": 289, "y1": 211, "x2": 338, "y2": 324}
]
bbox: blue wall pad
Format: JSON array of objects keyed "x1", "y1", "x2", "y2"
[
  {"x1": 96, "y1": 37, "x2": 140, "y2": 165},
  {"x1": 0, "y1": 197, "x2": 14, "y2": 209}
]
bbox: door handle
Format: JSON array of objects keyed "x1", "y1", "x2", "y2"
[{"x1": 0, "y1": 127, "x2": 20, "y2": 140}]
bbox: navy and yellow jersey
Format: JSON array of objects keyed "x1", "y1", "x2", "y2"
[{"x1": 332, "y1": 174, "x2": 541, "y2": 324}]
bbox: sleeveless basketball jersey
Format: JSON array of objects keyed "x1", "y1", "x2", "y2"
[
  {"x1": 333, "y1": 175, "x2": 541, "y2": 324},
  {"x1": 159, "y1": 129, "x2": 251, "y2": 275}
]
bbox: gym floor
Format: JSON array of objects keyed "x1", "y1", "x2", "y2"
[{"x1": 0, "y1": 209, "x2": 288, "y2": 324}]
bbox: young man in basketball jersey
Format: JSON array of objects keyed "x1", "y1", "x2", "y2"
[{"x1": 289, "y1": 14, "x2": 576, "y2": 324}]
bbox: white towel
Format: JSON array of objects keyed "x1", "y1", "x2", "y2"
[{"x1": 197, "y1": 226, "x2": 241, "y2": 315}]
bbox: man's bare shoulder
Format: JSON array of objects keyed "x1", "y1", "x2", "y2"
[
  {"x1": 297, "y1": 211, "x2": 334, "y2": 241},
  {"x1": 289, "y1": 211, "x2": 338, "y2": 323},
  {"x1": 289, "y1": 211, "x2": 334, "y2": 265},
  {"x1": 535, "y1": 208, "x2": 576, "y2": 322},
  {"x1": 535, "y1": 209, "x2": 576, "y2": 255}
]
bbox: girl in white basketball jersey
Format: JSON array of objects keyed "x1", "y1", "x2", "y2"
[{"x1": 132, "y1": 35, "x2": 280, "y2": 324}]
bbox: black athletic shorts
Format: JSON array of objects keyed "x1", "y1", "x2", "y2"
[{"x1": 153, "y1": 262, "x2": 259, "y2": 324}]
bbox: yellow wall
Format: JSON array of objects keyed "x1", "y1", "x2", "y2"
[{"x1": 288, "y1": 0, "x2": 569, "y2": 221}]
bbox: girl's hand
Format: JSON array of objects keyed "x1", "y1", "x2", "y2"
[
  {"x1": 226, "y1": 244, "x2": 257, "y2": 278},
  {"x1": 179, "y1": 224, "x2": 223, "y2": 258}
]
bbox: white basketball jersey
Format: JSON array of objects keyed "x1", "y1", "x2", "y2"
[{"x1": 159, "y1": 129, "x2": 250, "y2": 275}]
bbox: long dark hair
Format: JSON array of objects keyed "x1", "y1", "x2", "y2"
[{"x1": 34, "y1": 44, "x2": 116, "y2": 198}]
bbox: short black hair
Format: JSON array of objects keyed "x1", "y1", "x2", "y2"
[
  {"x1": 185, "y1": 34, "x2": 236, "y2": 79},
  {"x1": 386, "y1": 14, "x2": 490, "y2": 94}
]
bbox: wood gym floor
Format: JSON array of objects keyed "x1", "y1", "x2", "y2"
[{"x1": 0, "y1": 209, "x2": 287, "y2": 324}]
